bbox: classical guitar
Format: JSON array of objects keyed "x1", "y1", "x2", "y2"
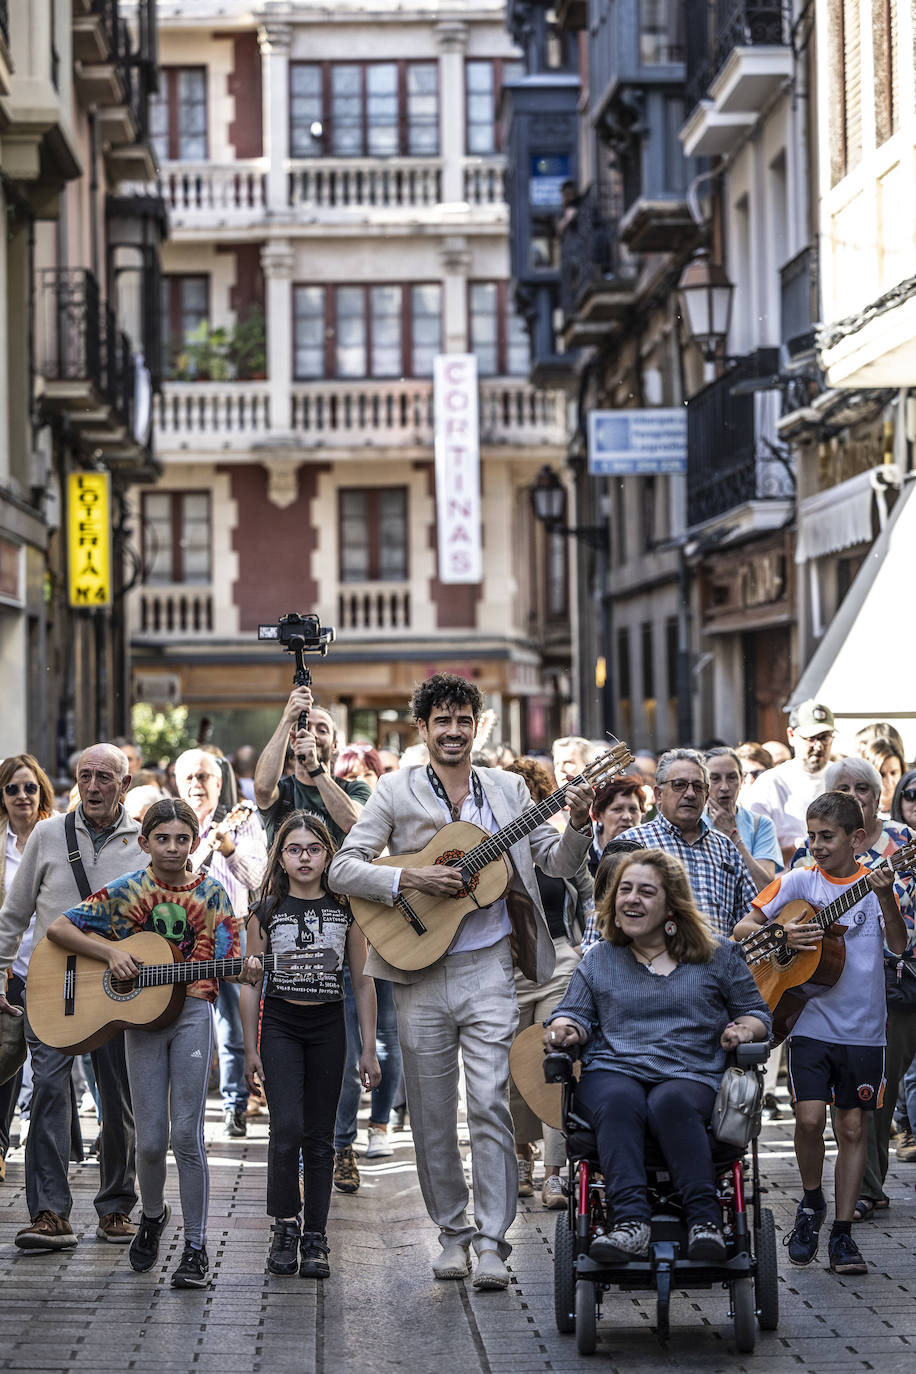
[
  {"x1": 737, "y1": 837, "x2": 916, "y2": 1043},
  {"x1": 26, "y1": 931, "x2": 335, "y2": 1054},
  {"x1": 187, "y1": 799, "x2": 256, "y2": 874},
  {"x1": 349, "y1": 742, "x2": 634, "y2": 971}
]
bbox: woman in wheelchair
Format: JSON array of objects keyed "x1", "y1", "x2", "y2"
[{"x1": 545, "y1": 849, "x2": 770, "y2": 1265}]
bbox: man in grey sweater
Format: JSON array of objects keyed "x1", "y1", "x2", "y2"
[{"x1": 0, "y1": 744, "x2": 142, "y2": 1250}]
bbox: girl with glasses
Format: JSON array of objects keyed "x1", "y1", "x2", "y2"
[{"x1": 241, "y1": 811, "x2": 379, "y2": 1280}]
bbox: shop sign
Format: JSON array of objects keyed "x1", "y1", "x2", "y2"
[
  {"x1": 68, "y1": 472, "x2": 112, "y2": 608},
  {"x1": 588, "y1": 409, "x2": 687, "y2": 475},
  {"x1": 434, "y1": 354, "x2": 482, "y2": 584}
]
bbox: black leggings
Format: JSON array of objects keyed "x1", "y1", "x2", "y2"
[
  {"x1": 576, "y1": 1070, "x2": 719, "y2": 1227},
  {"x1": 260, "y1": 997, "x2": 346, "y2": 1231}
]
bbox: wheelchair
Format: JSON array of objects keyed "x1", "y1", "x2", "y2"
[{"x1": 546, "y1": 1042, "x2": 779, "y2": 1354}]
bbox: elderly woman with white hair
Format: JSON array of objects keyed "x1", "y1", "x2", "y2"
[{"x1": 789, "y1": 754, "x2": 916, "y2": 1220}]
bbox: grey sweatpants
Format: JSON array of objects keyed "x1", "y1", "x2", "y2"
[{"x1": 125, "y1": 996, "x2": 213, "y2": 1249}]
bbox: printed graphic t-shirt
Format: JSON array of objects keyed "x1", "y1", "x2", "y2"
[
  {"x1": 264, "y1": 895, "x2": 351, "y2": 1003},
  {"x1": 752, "y1": 864, "x2": 890, "y2": 1046},
  {"x1": 64, "y1": 867, "x2": 239, "y2": 1002}
]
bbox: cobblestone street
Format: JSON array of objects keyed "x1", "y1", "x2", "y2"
[{"x1": 1, "y1": 1093, "x2": 915, "y2": 1373}]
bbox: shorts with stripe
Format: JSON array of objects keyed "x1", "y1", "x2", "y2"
[{"x1": 786, "y1": 1035, "x2": 886, "y2": 1112}]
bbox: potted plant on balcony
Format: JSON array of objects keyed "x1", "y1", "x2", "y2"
[
  {"x1": 174, "y1": 321, "x2": 234, "y2": 381},
  {"x1": 231, "y1": 305, "x2": 267, "y2": 380}
]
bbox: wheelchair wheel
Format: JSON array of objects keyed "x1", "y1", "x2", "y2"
[
  {"x1": 575, "y1": 1278, "x2": 598, "y2": 1356},
  {"x1": 553, "y1": 1211, "x2": 575, "y2": 1334},
  {"x1": 732, "y1": 1276, "x2": 756, "y2": 1353},
  {"x1": 755, "y1": 1207, "x2": 779, "y2": 1331}
]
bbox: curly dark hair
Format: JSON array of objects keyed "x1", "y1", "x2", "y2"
[
  {"x1": 504, "y1": 757, "x2": 556, "y2": 802},
  {"x1": 409, "y1": 674, "x2": 482, "y2": 725}
]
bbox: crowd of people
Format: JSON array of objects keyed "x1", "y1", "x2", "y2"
[{"x1": 0, "y1": 684, "x2": 913, "y2": 1292}]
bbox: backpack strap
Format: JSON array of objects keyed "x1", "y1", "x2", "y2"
[{"x1": 64, "y1": 810, "x2": 93, "y2": 902}]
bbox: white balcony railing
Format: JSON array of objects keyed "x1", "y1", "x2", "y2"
[
  {"x1": 463, "y1": 156, "x2": 507, "y2": 206},
  {"x1": 154, "y1": 382, "x2": 271, "y2": 448},
  {"x1": 288, "y1": 158, "x2": 442, "y2": 210},
  {"x1": 337, "y1": 582, "x2": 412, "y2": 634},
  {"x1": 158, "y1": 160, "x2": 267, "y2": 224},
  {"x1": 133, "y1": 585, "x2": 215, "y2": 638},
  {"x1": 154, "y1": 378, "x2": 567, "y2": 451}
]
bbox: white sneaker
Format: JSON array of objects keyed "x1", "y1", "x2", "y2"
[
  {"x1": 365, "y1": 1127, "x2": 394, "y2": 1158},
  {"x1": 541, "y1": 1175, "x2": 566, "y2": 1209}
]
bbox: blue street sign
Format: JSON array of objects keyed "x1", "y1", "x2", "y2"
[{"x1": 588, "y1": 409, "x2": 687, "y2": 475}]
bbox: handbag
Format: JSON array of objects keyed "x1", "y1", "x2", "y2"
[
  {"x1": 710, "y1": 1063, "x2": 763, "y2": 1150},
  {"x1": 885, "y1": 953, "x2": 916, "y2": 1011}
]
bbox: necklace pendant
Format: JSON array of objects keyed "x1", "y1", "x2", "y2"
[{"x1": 450, "y1": 804, "x2": 460, "y2": 821}]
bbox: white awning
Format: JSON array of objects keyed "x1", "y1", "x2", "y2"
[
  {"x1": 794, "y1": 468, "x2": 881, "y2": 563},
  {"x1": 790, "y1": 479, "x2": 916, "y2": 719}
]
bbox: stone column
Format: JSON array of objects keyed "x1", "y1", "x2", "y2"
[
  {"x1": 436, "y1": 20, "x2": 468, "y2": 205},
  {"x1": 259, "y1": 23, "x2": 292, "y2": 213},
  {"x1": 439, "y1": 236, "x2": 471, "y2": 354},
  {"x1": 260, "y1": 239, "x2": 296, "y2": 433}
]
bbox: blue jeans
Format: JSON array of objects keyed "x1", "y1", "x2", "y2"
[
  {"x1": 213, "y1": 981, "x2": 249, "y2": 1112},
  {"x1": 333, "y1": 969, "x2": 402, "y2": 1149}
]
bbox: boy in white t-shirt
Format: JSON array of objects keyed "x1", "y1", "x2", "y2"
[{"x1": 733, "y1": 791, "x2": 906, "y2": 1276}]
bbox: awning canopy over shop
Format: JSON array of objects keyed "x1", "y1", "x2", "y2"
[
  {"x1": 793, "y1": 467, "x2": 893, "y2": 563},
  {"x1": 790, "y1": 479, "x2": 916, "y2": 720}
]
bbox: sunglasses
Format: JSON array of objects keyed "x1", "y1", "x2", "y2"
[
  {"x1": 4, "y1": 782, "x2": 39, "y2": 797},
  {"x1": 901, "y1": 788, "x2": 916, "y2": 804},
  {"x1": 282, "y1": 843, "x2": 326, "y2": 859}
]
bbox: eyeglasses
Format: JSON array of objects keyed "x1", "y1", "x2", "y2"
[
  {"x1": 664, "y1": 778, "x2": 707, "y2": 794},
  {"x1": 901, "y1": 789, "x2": 916, "y2": 804},
  {"x1": 4, "y1": 782, "x2": 39, "y2": 797},
  {"x1": 282, "y1": 843, "x2": 326, "y2": 859},
  {"x1": 184, "y1": 772, "x2": 219, "y2": 784}
]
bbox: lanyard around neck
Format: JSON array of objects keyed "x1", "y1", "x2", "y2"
[{"x1": 426, "y1": 764, "x2": 484, "y2": 821}]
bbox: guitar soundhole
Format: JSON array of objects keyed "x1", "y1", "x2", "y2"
[
  {"x1": 104, "y1": 971, "x2": 142, "y2": 1002},
  {"x1": 436, "y1": 849, "x2": 479, "y2": 897}
]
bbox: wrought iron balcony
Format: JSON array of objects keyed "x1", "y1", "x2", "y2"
[
  {"x1": 686, "y1": 0, "x2": 791, "y2": 113},
  {"x1": 559, "y1": 183, "x2": 637, "y2": 349},
  {"x1": 687, "y1": 348, "x2": 794, "y2": 527}
]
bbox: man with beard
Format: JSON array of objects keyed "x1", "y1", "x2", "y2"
[
  {"x1": 747, "y1": 701, "x2": 836, "y2": 865},
  {"x1": 254, "y1": 687, "x2": 371, "y2": 849},
  {"x1": 617, "y1": 748, "x2": 756, "y2": 937},
  {"x1": 328, "y1": 674, "x2": 595, "y2": 1290}
]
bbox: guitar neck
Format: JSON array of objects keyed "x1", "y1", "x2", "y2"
[
  {"x1": 460, "y1": 781, "x2": 576, "y2": 876},
  {"x1": 136, "y1": 953, "x2": 280, "y2": 987},
  {"x1": 813, "y1": 854, "x2": 892, "y2": 932}
]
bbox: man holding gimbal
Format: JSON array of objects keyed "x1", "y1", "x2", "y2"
[{"x1": 254, "y1": 687, "x2": 371, "y2": 848}]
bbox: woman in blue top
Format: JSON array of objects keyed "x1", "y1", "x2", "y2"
[{"x1": 546, "y1": 848, "x2": 770, "y2": 1264}]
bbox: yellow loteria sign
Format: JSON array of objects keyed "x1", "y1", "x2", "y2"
[{"x1": 68, "y1": 472, "x2": 113, "y2": 608}]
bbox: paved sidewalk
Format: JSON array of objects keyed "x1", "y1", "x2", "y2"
[{"x1": 1, "y1": 1095, "x2": 916, "y2": 1372}]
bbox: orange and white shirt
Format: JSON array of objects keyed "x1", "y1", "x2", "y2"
[{"x1": 752, "y1": 864, "x2": 890, "y2": 1047}]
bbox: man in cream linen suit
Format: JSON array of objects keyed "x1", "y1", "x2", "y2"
[{"x1": 328, "y1": 674, "x2": 594, "y2": 1290}]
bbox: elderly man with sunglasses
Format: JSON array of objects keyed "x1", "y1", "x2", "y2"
[{"x1": 616, "y1": 748, "x2": 756, "y2": 937}]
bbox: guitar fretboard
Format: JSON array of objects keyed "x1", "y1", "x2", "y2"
[{"x1": 134, "y1": 952, "x2": 285, "y2": 988}]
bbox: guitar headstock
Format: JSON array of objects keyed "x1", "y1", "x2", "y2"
[
  {"x1": 890, "y1": 839, "x2": 916, "y2": 876},
  {"x1": 581, "y1": 742, "x2": 636, "y2": 791}
]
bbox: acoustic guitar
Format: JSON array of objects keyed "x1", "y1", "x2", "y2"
[
  {"x1": 737, "y1": 838, "x2": 916, "y2": 1043},
  {"x1": 349, "y1": 742, "x2": 634, "y2": 971},
  {"x1": 187, "y1": 799, "x2": 255, "y2": 874},
  {"x1": 26, "y1": 931, "x2": 334, "y2": 1054}
]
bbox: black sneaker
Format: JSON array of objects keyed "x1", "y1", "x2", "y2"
[
  {"x1": 128, "y1": 1203, "x2": 171, "y2": 1273},
  {"x1": 171, "y1": 1243, "x2": 210, "y2": 1288},
  {"x1": 299, "y1": 1231, "x2": 330, "y2": 1279},
  {"x1": 784, "y1": 1203, "x2": 826, "y2": 1266},
  {"x1": 267, "y1": 1219, "x2": 300, "y2": 1276},
  {"x1": 828, "y1": 1231, "x2": 868, "y2": 1275},
  {"x1": 223, "y1": 1109, "x2": 246, "y2": 1139}
]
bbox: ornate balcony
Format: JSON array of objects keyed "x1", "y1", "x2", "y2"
[
  {"x1": 559, "y1": 183, "x2": 637, "y2": 349},
  {"x1": 682, "y1": 1, "x2": 792, "y2": 156},
  {"x1": 337, "y1": 583, "x2": 412, "y2": 635},
  {"x1": 153, "y1": 378, "x2": 567, "y2": 454},
  {"x1": 288, "y1": 158, "x2": 442, "y2": 212},
  {"x1": 133, "y1": 585, "x2": 215, "y2": 640},
  {"x1": 686, "y1": 348, "x2": 794, "y2": 528}
]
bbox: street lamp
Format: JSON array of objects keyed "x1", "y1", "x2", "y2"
[
  {"x1": 529, "y1": 466, "x2": 612, "y2": 738},
  {"x1": 677, "y1": 246, "x2": 734, "y2": 364}
]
